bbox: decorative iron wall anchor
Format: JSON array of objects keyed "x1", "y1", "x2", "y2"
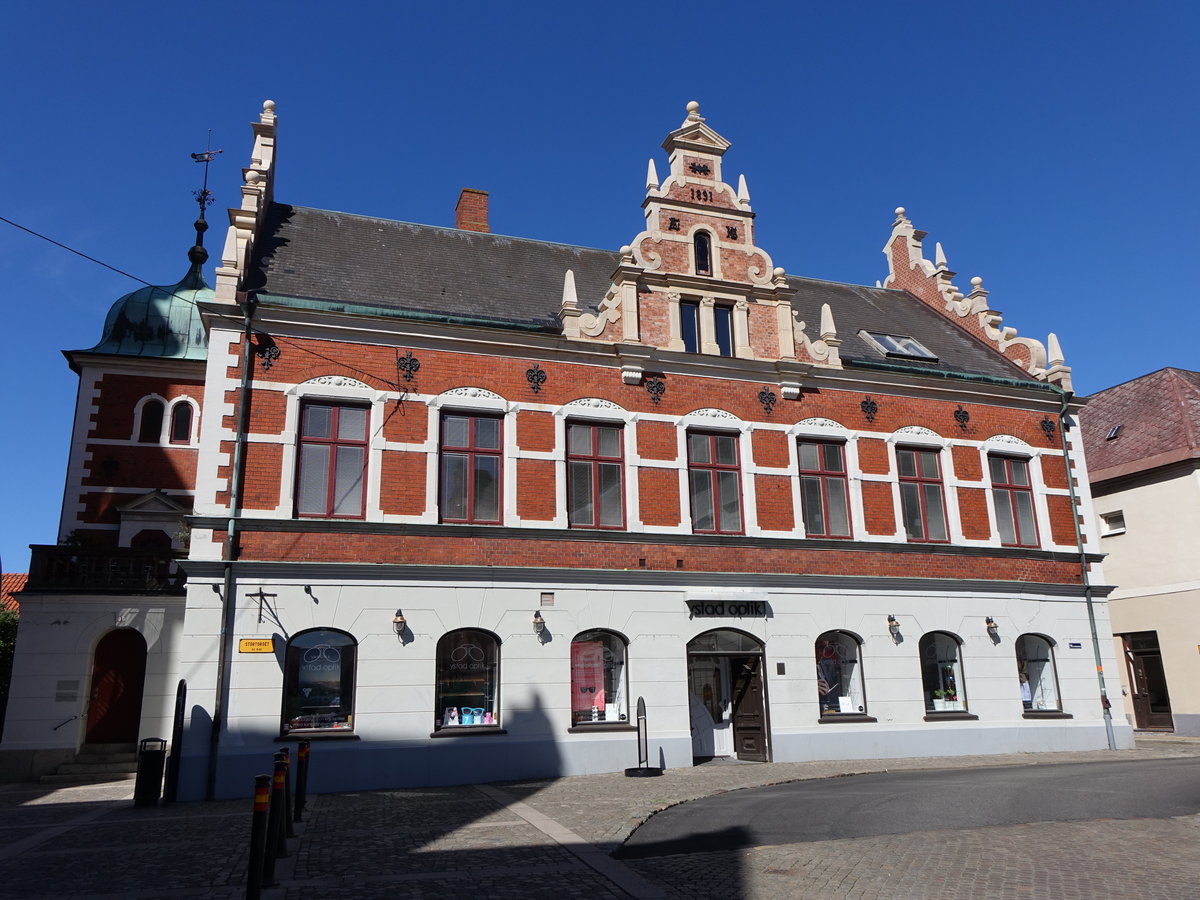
[
  {"x1": 860, "y1": 396, "x2": 879, "y2": 423},
  {"x1": 526, "y1": 363, "x2": 547, "y2": 393},
  {"x1": 954, "y1": 405, "x2": 970, "y2": 429},
  {"x1": 668, "y1": 217, "x2": 681, "y2": 231},
  {"x1": 254, "y1": 334, "x2": 280, "y2": 370},
  {"x1": 645, "y1": 377, "x2": 666, "y2": 405},
  {"x1": 758, "y1": 386, "x2": 777, "y2": 415},
  {"x1": 1041, "y1": 416, "x2": 1057, "y2": 440},
  {"x1": 396, "y1": 350, "x2": 421, "y2": 382}
]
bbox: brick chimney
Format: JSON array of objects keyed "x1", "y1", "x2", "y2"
[{"x1": 455, "y1": 188, "x2": 490, "y2": 233}]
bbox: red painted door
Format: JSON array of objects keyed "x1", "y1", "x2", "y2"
[{"x1": 85, "y1": 629, "x2": 147, "y2": 744}]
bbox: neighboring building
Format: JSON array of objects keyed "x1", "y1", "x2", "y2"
[
  {"x1": 1, "y1": 100, "x2": 1132, "y2": 796},
  {"x1": 1081, "y1": 367, "x2": 1200, "y2": 736},
  {"x1": 1, "y1": 574, "x2": 25, "y2": 612}
]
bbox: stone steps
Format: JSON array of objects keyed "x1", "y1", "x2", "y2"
[{"x1": 38, "y1": 742, "x2": 141, "y2": 784}]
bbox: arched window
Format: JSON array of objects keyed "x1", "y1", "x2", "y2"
[
  {"x1": 1016, "y1": 634, "x2": 1062, "y2": 712},
  {"x1": 435, "y1": 629, "x2": 500, "y2": 730},
  {"x1": 281, "y1": 628, "x2": 357, "y2": 733},
  {"x1": 570, "y1": 630, "x2": 629, "y2": 726},
  {"x1": 138, "y1": 399, "x2": 165, "y2": 443},
  {"x1": 694, "y1": 231, "x2": 713, "y2": 276},
  {"x1": 815, "y1": 631, "x2": 867, "y2": 717},
  {"x1": 169, "y1": 403, "x2": 193, "y2": 444},
  {"x1": 920, "y1": 631, "x2": 967, "y2": 713}
]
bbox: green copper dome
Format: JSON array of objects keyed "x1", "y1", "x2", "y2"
[{"x1": 88, "y1": 266, "x2": 211, "y2": 360}]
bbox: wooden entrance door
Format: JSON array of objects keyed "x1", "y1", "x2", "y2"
[
  {"x1": 731, "y1": 655, "x2": 768, "y2": 762},
  {"x1": 1122, "y1": 633, "x2": 1173, "y2": 730},
  {"x1": 85, "y1": 629, "x2": 147, "y2": 745}
]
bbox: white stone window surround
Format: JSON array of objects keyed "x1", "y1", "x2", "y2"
[
  {"x1": 886, "y1": 427, "x2": 964, "y2": 545},
  {"x1": 786, "y1": 418, "x2": 865, "y2": 541},
  {"x1": 687, "y1": 223, "x2": 722, "y2": 280},
  {"x1": 277, "y1": 376, "x2": 390, "y2": 522},
  {"x1": 428, "y1": 388, "x2": 519, "y2": 527},
  {"x1": 676, "y1": 408, "x2": 757, "y2": 536},
  {"x1": 665, "y1": 289, "x2": 752, "y2": 358},
  {"x1": 977, "y1": 435, "x2": 1052, "y2": 552},
  {"x1": 553, "y1": 399, "x2": 642, "y2": 531}
]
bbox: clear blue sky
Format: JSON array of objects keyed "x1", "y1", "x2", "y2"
[{"x1": 2, "y1": 2, "x2": 1196, "y2": 572}]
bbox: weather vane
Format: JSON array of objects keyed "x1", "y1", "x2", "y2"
[{"x1": 190, "y1": 130, "x2": 223, "y2": 211}]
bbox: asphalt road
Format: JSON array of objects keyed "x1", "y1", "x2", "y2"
[{"x1": 616, "y1": 757, "x2": 1200, "y2": 859}]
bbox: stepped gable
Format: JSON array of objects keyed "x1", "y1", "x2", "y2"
[
  {"x1": 1082, "y1": 367, "x2": 1200, "y2": 482},
  {"x1": 249, "y1": 202, "x2": 1032, "y2": 380}
]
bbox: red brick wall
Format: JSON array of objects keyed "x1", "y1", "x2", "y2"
[
  {"x1": 755, "y1": 474, "x2": 794, "y2": 531},
  {"x1": 517, "y1": 459, "x2": 556, "y2": 521},
  {"x1": 639, "y1": 468, "x2": 681, "y2": 526},
  {"x1": 861, "y1": 482, "x2": 896, "y2": 535},
  {"x1": 952, "y1": 445, "x2": 982, "y2": 481},
  {"x1": 957, "y1": 487, "x2": 991, "y2": 540},
  {"x1": 638, "y1": 422, "x2": 678, "y2": 460},
  {"x1": 857, "y1": 439, "x2": 890, "y2": 475},
  {"x1": 380, "y1": 451, "x2": 427, "y2": 516},
  {"x1": 752, "y1": 430, "x2": 789, "y2": 467},
  {"x1": 517, "y1": 411, "x2": 555, "y2": 452}
]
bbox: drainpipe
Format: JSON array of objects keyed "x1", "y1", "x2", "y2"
[
  {"x1": 1057, "y1": 389, "x2": 1117, "y2": 751},
  {"x1": 206, "y1": 292, "x2": 257, "y2": 799}
]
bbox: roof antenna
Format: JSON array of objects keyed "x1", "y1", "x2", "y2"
[{"x1": 187, "y1": 132, "x2": 223, "y2": 277}]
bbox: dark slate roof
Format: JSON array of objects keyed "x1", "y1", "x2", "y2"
[
  {"x1": 1081, "y1": 368, "x2": 1200, "y2": 482},
  {"x1": 249, "y1": 203, "x2": 1033, "y2": 382}
]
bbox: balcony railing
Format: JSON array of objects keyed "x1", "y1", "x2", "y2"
[{"x1": 27, "y1": 545, "x2": 187, "y2": 593}]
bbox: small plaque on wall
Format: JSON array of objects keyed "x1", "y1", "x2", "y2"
[{"x1": 239, "y1": 638, "x2": 275, "y2": 653}]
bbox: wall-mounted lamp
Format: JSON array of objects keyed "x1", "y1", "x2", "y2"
[
  {"x1": 532, "y1": 610, "x2": 546, "y2": 643},
  {"x1": 887, "y1": 614, "x2": 902, "y2": 643},
  {"x1": 392, "y1": 609, "x2": 407, "y2": 637},
  {"x1": 985, "y1": 616, "x2": 999, "y2": 639}
]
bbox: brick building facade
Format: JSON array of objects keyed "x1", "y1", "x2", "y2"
[{"x1": 1, "y1": 101, "x2": 1131, "y2": 795}]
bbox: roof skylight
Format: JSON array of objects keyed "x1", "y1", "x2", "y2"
[{"x1": 861, "y1": 331, "x2": 938, "y2": 362}]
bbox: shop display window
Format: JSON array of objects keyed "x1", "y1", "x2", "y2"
[
  {"x1": 815, "y1": 631, "x2": 866, "y2": 716},
  {"x1": 570, "y1": 630, "x2": 629, "y2": 725},
  {"x1": 435, "y1": 629, "x2": 500, "y2": 730},
  {"x1": 281, "y1": 628, "x2": 357, "y2": 733},
  {"x1": 1016, "y1": 634, "x2": 1061, "y2": 711},
  {"x1": 920, "y1": 631, "x2": 967, "y2": 712}
]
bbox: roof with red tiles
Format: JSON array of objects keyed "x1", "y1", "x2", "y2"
[
  {"x1": 1080, "y1": 367, "x2": 1200, "y2": 484},
  {"x1": 1, "y1": 572, "x2": 26, "y2": 612}
]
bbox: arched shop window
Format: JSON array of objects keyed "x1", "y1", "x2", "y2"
[
  {"x1": 815, "y1": 631, "x2": 867, "y2": 717},
  {"x1": 281, "y1": 628, "x2": 357, "y2": 734},
  {"x1": 920, "y1": 631, "x2": 967, "y2": 713},
  {"x1": 138, "y1": 398, "x2": 165, "y2": 443},
  {"x1": 1016, "y1": 634, "x2": 1062, "y2": 712},
  {"x1": 435, "y1": 630, "x2": 500, "y2": 730},
  {"x1": 570, "y1": 630, "x2": 629, "y2": 726}
]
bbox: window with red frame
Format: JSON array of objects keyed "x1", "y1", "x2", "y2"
[
  {"x1": 296, "y1": 403, "x2": 368, "y2": 518},
  {"x1": 440, "y1": 414, "x2": 502, "y2": 524},
  {"x1": 688, "y1": 431, "x2": 742, "y2": 534},
  {"x1": 138, "y1": 399, "x2": 164, "y2": 443},
  {"x1": 798, "y1": 440, "x2": 851, "y2": 538},
  {"x1": 989, "y1": 455, "x2": 1039, "y2": 547},
  {"x1": 897, "y1": 446, "x2": 948, "y2": 542},
  {"x1": 567, "y1": 422, "x2": 624, "y2": 529},
  {"x1": 169, "y1": 403, "x2": 193, "y2": 444}
]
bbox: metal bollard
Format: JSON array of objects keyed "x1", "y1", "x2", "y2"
[
  {"x1": 245, "y1": 775, "x2": 271, "y2": 900},
  {"x1": 279, "y1": 747, "x2": 295, "y2": 838},
  {"x1": 294, "y1": 741, "x2": 310, "y2": 823},
  {"x1": 272, "y1": 752, "x2": 290, "y2": 859},
  {"x1": 263, "y1": 757, "x2": 286, "y2": 886}
]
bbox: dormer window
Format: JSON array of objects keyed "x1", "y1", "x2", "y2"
[
  {"x1": 862, "y1": 331, "x2": 937, "y2": 362},
  {"x1": 694, "y1": 231, "x2": 712, "y2": 276}
]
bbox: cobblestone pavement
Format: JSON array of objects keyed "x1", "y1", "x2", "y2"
[{"x1": 0, "y1": 738, "x2": 1197, "y2": 899}]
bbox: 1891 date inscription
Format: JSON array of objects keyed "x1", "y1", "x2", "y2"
[{"x1": 689, "y1": 188, "x2": 714, "y2": 202}]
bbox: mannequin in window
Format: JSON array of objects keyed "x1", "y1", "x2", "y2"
[{"x1": 816, "y1": 640, "x2": 841, "y2": 714}]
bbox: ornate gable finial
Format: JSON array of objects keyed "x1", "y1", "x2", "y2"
[
  {"x1": 646, "y1": 158, "x2": 660, "y2": 191},
  {"x1": 215, "y1": 99, "x2": 278, "y2": 304},
  {"x1": 737, "y1": 174, "x2": 751, "y2": 208}
]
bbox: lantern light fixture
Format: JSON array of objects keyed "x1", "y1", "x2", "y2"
[{"x1": 532, "y1": 610, "x2": 546, "y2": 642}]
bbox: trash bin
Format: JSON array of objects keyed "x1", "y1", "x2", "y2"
[{"x1": 133, "y1": 737, "x2": 167, "y2": 808}]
